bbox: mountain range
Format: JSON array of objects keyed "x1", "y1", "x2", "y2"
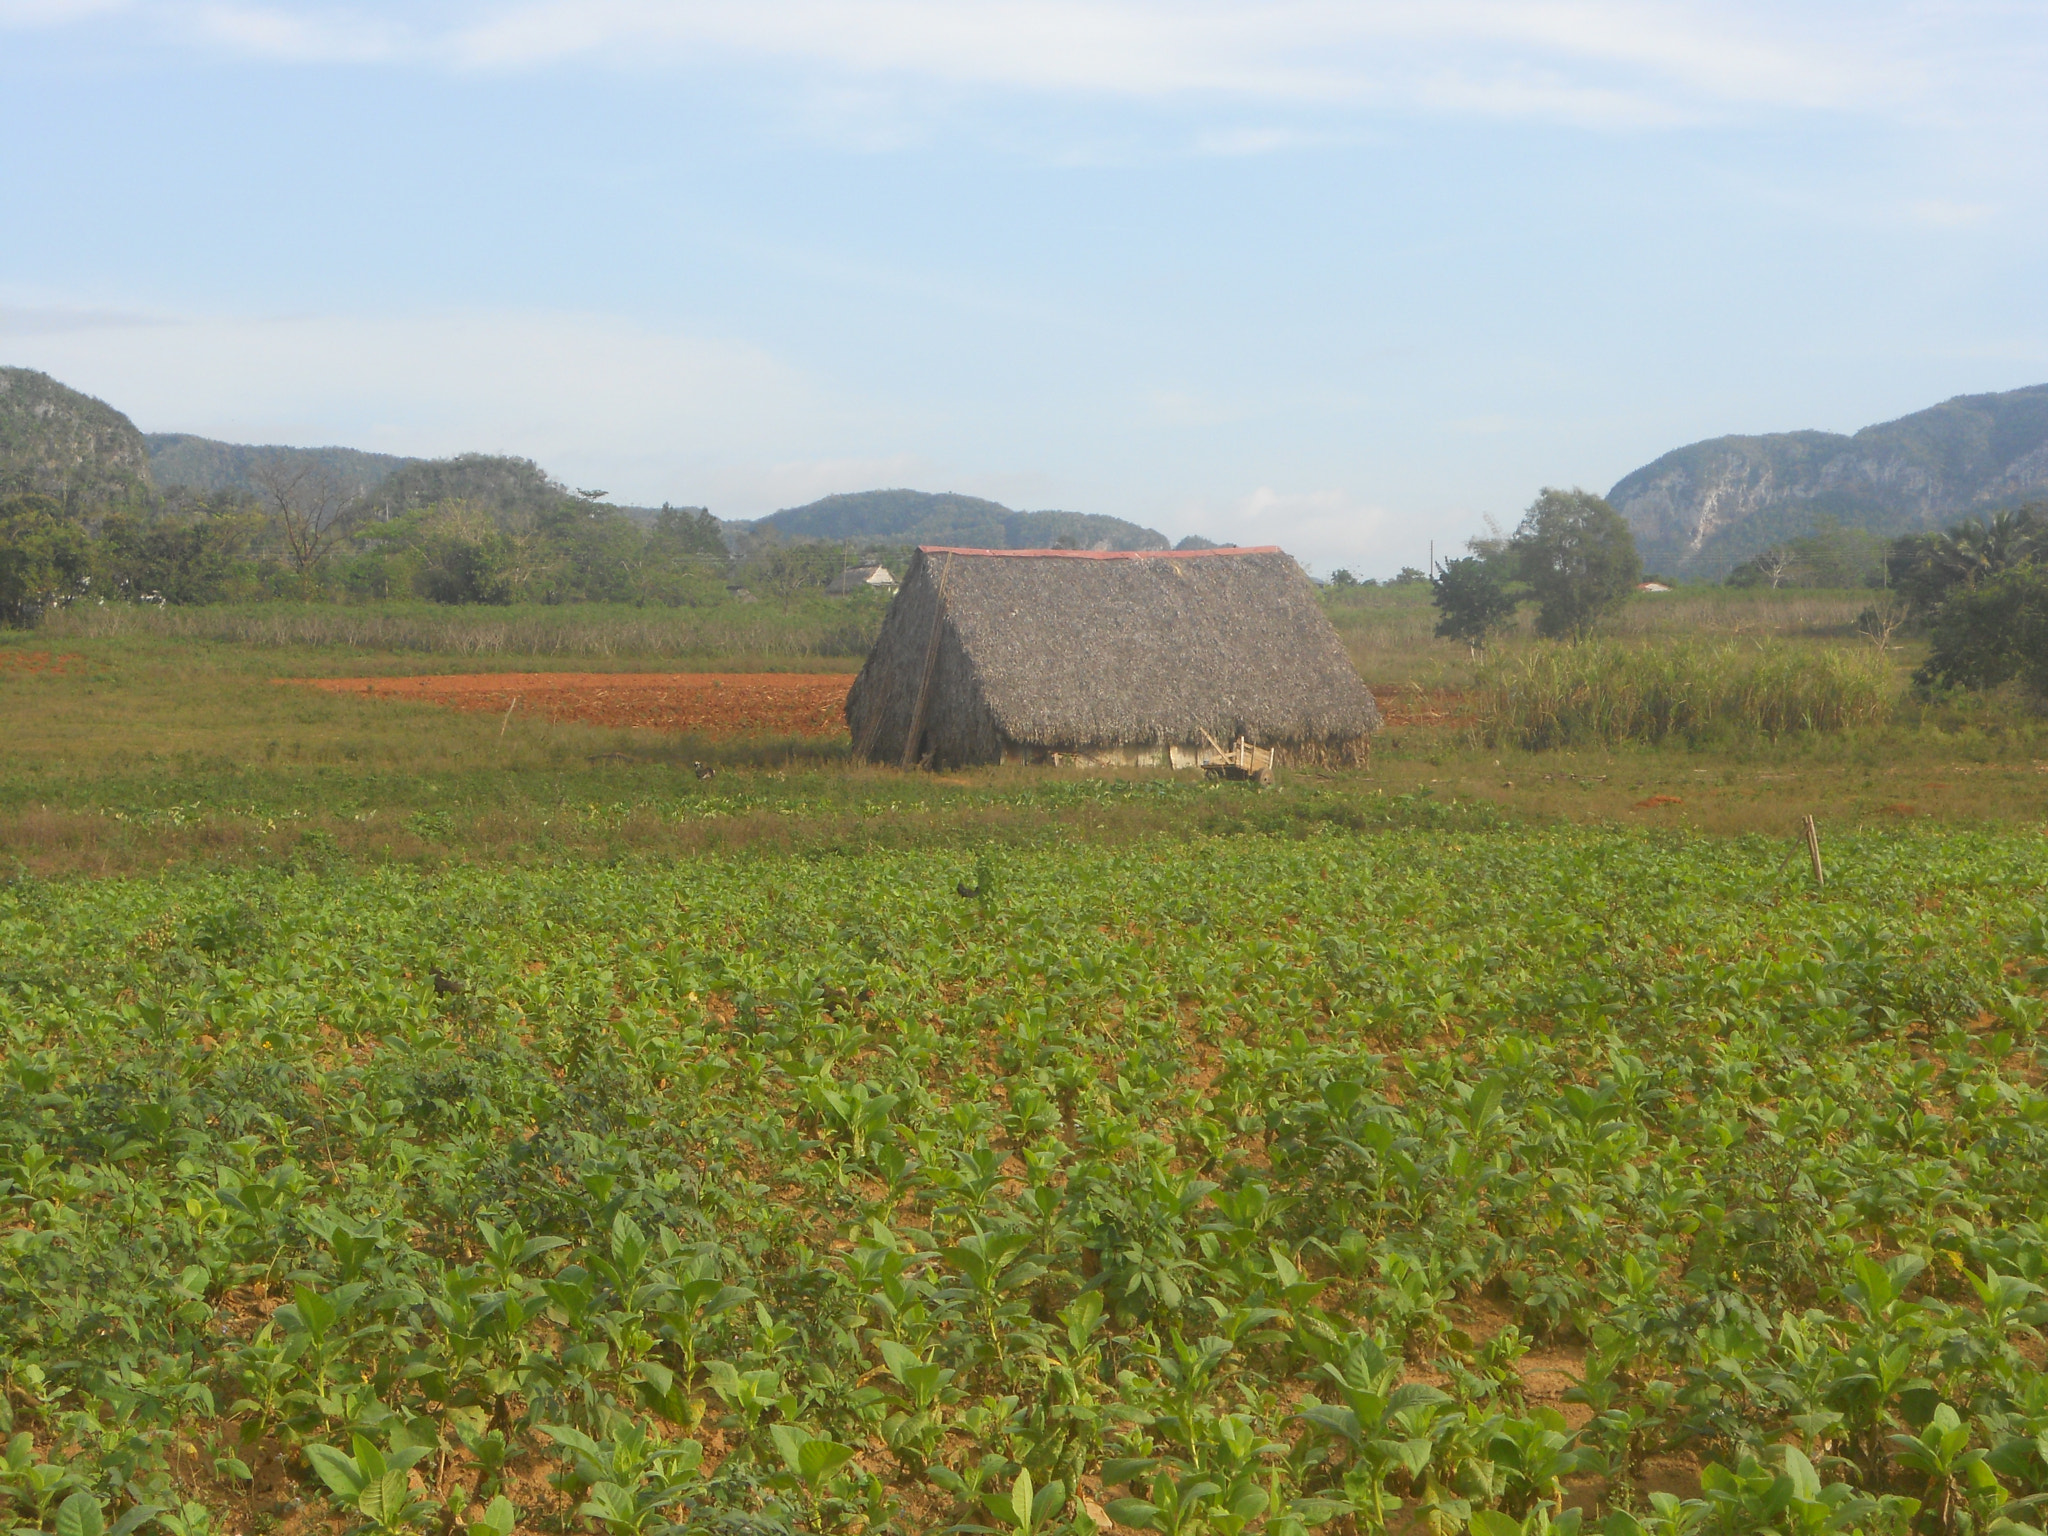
[
  {"x1": 0, "y1": 368, "x2": 1171, "y2": 552},
  {"x1": 1610, "y1": 384, "x2": 2048, "y2": 578},
  {"x1": 17, "y1": 362, "x2": 2048, "y2": 578}
]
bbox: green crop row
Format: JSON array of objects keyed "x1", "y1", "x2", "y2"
[{"x1": 0, "y1": 824, "x2": 2045, "y2": 1535}]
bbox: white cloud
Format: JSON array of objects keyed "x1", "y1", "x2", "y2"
[
  {"x1": 0, "y1": 303, "x2": 166, "y2": 337},
  {"x1": 441, "y1": 0, "x2": 1848, "y2": 111},
  {"x1": 18, "y1": 0, "x2": 2030, "y2": 135},
  {"x1": 0, "y1": 0, "x2": 124, "y2": 24},
  {"x1": 1908, "y1": 198, "x2": 1996, "y2": 228},
  {"x1": 191, "y1": 3, "x2": 403, "y2": 62}
]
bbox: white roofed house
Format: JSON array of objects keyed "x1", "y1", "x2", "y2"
[{"x1": 826, "y1": 564, "x2": 898, "y2": 595}]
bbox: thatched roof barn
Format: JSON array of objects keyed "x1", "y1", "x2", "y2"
[{"x1": 846, "y1": 545, "x2": 1381, "y2": 768}]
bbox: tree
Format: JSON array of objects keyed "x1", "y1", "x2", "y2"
[
  {"x1": 1730, "y1": 521, "x2": 1887, "y2": 590},
  {"x1": 0, "y1": 494, "x2": 92, "y2": 627},
  {"x1": 1510, "y1": 487, "x2": 1641, "y2": 637},
  {"x1": 1887, "y1": 506, "x2": 2043, "y2": 614},
  {"x1": 1855, "y1": 590, "x2": 1909, "y2": 653},
  {"x1": 1430, "y1": 556, "x2": 1518, "y2": 654},
  {"x1": 250, "y1": 455, "x2": 353, "y2": 580},
  {"x1": 1917, "y1": 564, "x2": 2048, "y2": 692},
  {"x1": 99, "y1": 500, "x2": 263, "y2": 604},
  {"x1": 1748, "y1": 545, "x2": 1802, "y2": 589},
  {"x1": 409, "y1": 501, "x2": 516, "y2": 604},
  {"x1": 650, "y1": 505, "x2": 727, "y2": 560},
  {"x1": 754, "y1": 542, "x2": 840, "y2": 610}
]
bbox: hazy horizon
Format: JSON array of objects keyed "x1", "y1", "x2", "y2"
[{"x1": 4, "y1": 1, "x2": 2045, "y2": 576}]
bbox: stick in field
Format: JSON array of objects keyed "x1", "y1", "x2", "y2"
[{"x1": 1803, "y1": 814, "x2": 1825, "y2": 888}]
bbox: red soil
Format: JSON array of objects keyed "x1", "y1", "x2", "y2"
[
  {"x1": 294, "y1": 672, "x2": 857, "y2": 738},
  {"x1": 303, "y1": 672, "x2": 1447, "y2": 741},
  {"x1": 0, "y1": 652, "x2": 86, "y2": 673}
]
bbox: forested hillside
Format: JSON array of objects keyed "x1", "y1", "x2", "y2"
[
  {"x1": 1, "y1": 370, "x2": 1201, "y2": 624},
  {"x1": 0, "y1": 367, "x2": 155, "y2": 511},
  {"x1": 146, "y1": 434, "x2": 411, "y2": 500},
  {"x1": 1612, "y1": 383, "x2": 2048, "y2": 577}
]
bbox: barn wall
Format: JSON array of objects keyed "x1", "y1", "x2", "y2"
[{"x1": 847, "y1": 554, "x2": 1005, "y2": 766}]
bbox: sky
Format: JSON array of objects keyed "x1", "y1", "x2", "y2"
[{"x1": 3, "y1": 2, "x2": 2046, "y2": 576}]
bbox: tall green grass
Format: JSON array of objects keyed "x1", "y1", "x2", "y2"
[{"x1": 1474, "y1": 639, "x2": 1898, "y2": 748}]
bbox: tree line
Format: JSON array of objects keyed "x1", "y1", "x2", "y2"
[
  {"x1": 1415, "y1": 488, "x2": 2048, "y2": 699},
  {"x1": 0, "y1": 452, "x2": 899, "y2": 627}
]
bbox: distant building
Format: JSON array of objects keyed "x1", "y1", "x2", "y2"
[{"x1": 826, "y1": 564, "x2": 898, "y2": 595}]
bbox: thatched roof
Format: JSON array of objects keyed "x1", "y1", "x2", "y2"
[{"x1": 847, "y1": 545, "x2": 1380, "y2": 767}]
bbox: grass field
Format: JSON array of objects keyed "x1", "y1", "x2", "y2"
[
  {"x1": 4, "y1": 587, "x2": 2046, "y2": 878},
  {"x1": 4, "y1": 589, "x2": 2048, "y2": 1536}
]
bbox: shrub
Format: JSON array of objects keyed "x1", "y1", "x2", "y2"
[
  {"x1": 1917, "y1": 564, "x2": 2048, "y2": 693},
  {"x1": 1430, "y1": 556, "x2": 1518, "y2": 652}
]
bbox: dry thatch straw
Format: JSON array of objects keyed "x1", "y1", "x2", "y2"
[{"x1": 847, "y1": 546, "x2": 1381, "y2": 768}]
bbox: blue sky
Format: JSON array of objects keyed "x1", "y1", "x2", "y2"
[{"x1": 3, "y1": 1, "x2": 2045, "y2": 574}]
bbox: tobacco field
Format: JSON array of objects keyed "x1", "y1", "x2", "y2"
[{"x1": 4, "y1": 820, "x2": 2048, "y2": 1536}]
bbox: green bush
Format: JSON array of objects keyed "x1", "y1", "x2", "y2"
[{"x1": 1918, "y1": 565, "x2": 2048, "y2": 694}]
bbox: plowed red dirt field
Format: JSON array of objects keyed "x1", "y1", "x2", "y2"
[
  {"x1": 0, "y1": 652, "x2": 87, "y2": 673},
  {"x1": 296, "y1": 672, "x2": 857, "y2": 737}
]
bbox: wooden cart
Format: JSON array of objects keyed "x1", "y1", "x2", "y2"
[{"x1": 1198, "y1": 731, "x2": 1275, "y2": 785}]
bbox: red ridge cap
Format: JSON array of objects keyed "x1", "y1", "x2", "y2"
[{"x1": 915, "y1": 545, "x2": 1282, "y2": 559}]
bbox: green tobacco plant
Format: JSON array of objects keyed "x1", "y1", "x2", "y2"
[
  {"x1": 541, "y1": 1420, "x2": 702, "y2": 1536},
  {"x1": 304, "y1": 1434, "x2": 436, "y2": 1536},
  {"x1": 5, "y1": 821, "x2": 2048, "y2": 1533},
  {"x1": 769, "y1": 1425, "x2": 862, "y2": 1532},
  {"x1": 980, "y1": 1467, "x2": 1066, "y2": 1535},
  {"x1": 47, "y1": 1494, "x2": 159, "y2": 1536}
]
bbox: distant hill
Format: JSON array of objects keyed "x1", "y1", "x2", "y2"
[
  {"x1": 0, "y1": 367, "x2": 154, "y2": 511},
  {"x1": 368, "y1": 453, "x2": 582, "y2": 519},
  {"x1": 757, "y1": 489, "x2": 1169, "y2": 551},
  {"x1": 7, "y1": 370, "x2": 1184, "y2": 552},
  {"x1": 146, "y1": 434, "x2": 413, "y2": 501},
  {"x1": 1612, "y1": 384, "x2": 2048, "y2": 578}
]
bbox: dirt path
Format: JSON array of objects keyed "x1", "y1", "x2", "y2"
[{"x1": 294, "y1": 671, "x2": 857, "y2": 737}]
